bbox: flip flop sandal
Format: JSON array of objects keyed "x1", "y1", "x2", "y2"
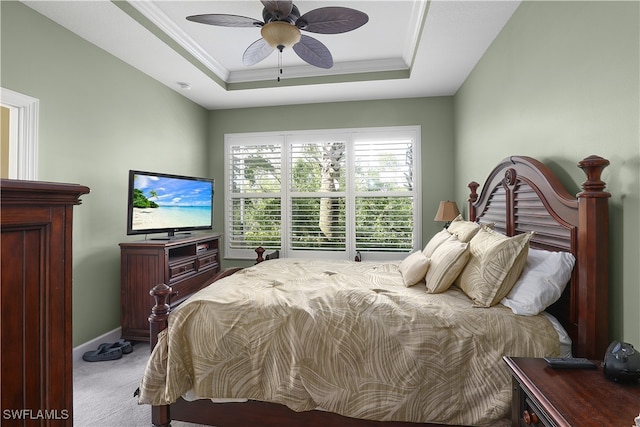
[
  {"x1": 112, "y1": 339, "x2": 133, "y2": 354},
  {"x1": 98, "y1": 339, "x2": 133, "y2": 354},
  {"x1": 82, "y1": 345, "x2": 123, "y2": 362}
]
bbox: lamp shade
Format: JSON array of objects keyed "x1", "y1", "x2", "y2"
[{"x1": 434, "y1": 201, "x2": 460, "y2": 222}]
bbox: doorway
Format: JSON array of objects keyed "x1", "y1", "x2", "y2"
[{"x1": 0, "y1": 88, "x2": 39, "y2": 180}]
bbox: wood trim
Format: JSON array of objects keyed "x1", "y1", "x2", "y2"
[{"x1": 170, "y1": 399, "x2": 451, "y2": 427}]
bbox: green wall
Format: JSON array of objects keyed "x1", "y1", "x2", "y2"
[
  {"x1": 2, "y1": 0, "x2": 638, "y2": 349},
  {"x1": 1, "y1": 2, "x2": 454, "y2": 346},
  {"x1": 208, "y1": 98, "x2": 455, "y2": 268},
  {"x1": 454, "y1": 1, "x2": 640, "y2": 345},
  {"x1": 1, "y1": 2, "x2": 210, "y2": 346}
]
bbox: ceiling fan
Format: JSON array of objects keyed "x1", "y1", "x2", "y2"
[{"x1": 186, "y1": 1, "x2": 369, "y2": 70}]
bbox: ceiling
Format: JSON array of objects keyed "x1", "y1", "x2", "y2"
[{"x1": 22, "y1": 0, "x2": 521, "y2": 110}]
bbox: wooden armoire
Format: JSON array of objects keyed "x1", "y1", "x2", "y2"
[{"x1": 1, "y1": 179, "x2": 89, "y2": 426}]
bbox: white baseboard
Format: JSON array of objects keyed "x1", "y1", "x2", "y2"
[{"x1": 73, "y1": 327, "x2": 122, "y2": 364}]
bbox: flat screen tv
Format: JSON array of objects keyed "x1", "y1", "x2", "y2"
[{"x1": 126, "y1": 170, "x2": 214, "y2": 239}]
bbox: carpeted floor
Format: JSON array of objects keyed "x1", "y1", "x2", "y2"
[
  {"x1": 73, "y1": 342, "x2": 206, "y2": 427},
  {"x1": 73, "y1": 341, "x2": 151, "y2": 426}
]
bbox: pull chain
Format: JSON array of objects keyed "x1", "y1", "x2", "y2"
[{"x1": 277, "y1": 45, "x2": 284, "y2": 82}]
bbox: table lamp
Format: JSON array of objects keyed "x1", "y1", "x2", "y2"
[{"x1": 434, "y1": 201, "x2": 460, "y2": 228}]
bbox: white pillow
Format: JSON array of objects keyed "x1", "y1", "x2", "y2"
[
  {"x1": 423, "y1": 229, "x2": 451, "y2": 258},
  {"x1": 399, "y1": 251, "x2": 430, "y2": 287},
  {"x1": 501, "y1": 248, "x2": 576, "y2": 316},
  {"x1": 541, "y1": 312, "x2": 573, "y2": 358}
]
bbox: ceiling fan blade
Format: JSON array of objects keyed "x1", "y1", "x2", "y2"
[
  {"x1": 293, "y1": 35, "x2": 333, "y2": 69},
  {"x1": 260, "y1": 1, "x2": 293, "y2": 21},
  {"x1": 243, "y1": 38, "x2": 274, "y2": 66},
  {"x1": 296, "y1": 7, "x2": 368, "y2": 34},
  {"x1": 186, "y1": 14, "x2": 263, "y2": 28}
]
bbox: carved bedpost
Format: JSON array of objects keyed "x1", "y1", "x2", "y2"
[
  {"x1": 576, "y1": 155, "x2": 610, "y2": 359},
  {"x1": 149, "y1": 284, "x2": 172, "y2": 349},
  {"x1": 255, "y1": 246, "x2": 265, "y2": 264},
  {"x1": 468, "y1": 181, "x2": 480, "y2": 221},
  {"x1": 149, "y1": 283, "x2": 172, "y2": 427}
]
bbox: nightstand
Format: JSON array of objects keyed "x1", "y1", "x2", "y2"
[{"x1": 504, "y1": 356, "x2": 640, "y2": 427}]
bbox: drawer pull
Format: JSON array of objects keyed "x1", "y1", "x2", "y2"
[{"x1": 523, "y1": 410, "x2": 539, "y2": 425}]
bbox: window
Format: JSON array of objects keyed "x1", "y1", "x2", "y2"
[{"x1": 225, "y1": 126, "x2": 421, "y2": 260}]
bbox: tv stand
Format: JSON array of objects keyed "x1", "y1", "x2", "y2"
[
  {"x1": 149, "y1": 234, "x2": 192, "y2": 241},
  {"x1": 120, "y1": 233, "x2": 222, "y2": 341}
]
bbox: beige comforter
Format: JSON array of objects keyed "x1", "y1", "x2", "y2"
[{"x1": 138, "y1": 258, "x2": 559, "y2": 425}]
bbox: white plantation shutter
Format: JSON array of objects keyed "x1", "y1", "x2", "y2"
[
  {"x1": 226, "y1": 137, "x2": 283, "y2": 257},
  {"x1": 290, "y1": 196, "x2": 346, "y2": 251},
  {"x1": 225, "y1": 127, "x2": 421, "y2": 260},
  {"x1": 289, "y1": 138, "x2": 347, "y2": 253},
  {"x1": 353, "y1": 137, "x2": 416, "y2": 253}
]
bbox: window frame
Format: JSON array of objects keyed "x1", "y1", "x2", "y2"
[{"x1": 224, "y1": 126, "x2": 421, "y2": 260}]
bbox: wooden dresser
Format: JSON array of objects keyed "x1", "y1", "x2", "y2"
[
  {"x1": 120, "y1": 233, "x2": 222, "y2": 341},
  {"x1": 1, "y1": 179, "x2": 90, "y2": 426},
  {"x1": 504, "y1": 356, "x2": 640, "y2": 427}
]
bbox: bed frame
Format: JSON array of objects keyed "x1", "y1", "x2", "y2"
[{"x1": 147, "y1": 155, "x2": 610, "y2": 427}]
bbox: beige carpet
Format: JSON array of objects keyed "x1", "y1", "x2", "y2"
[
  {"x1": 73, "y1": 341, "x2": 150, "y2": 426},
  {"x1": 73, "y1": 342, "x2": 205, "y2": 427}
]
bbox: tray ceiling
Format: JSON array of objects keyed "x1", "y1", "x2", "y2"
[{"x1": 22, "y1": 1, "x2": 521, "y2": 110}]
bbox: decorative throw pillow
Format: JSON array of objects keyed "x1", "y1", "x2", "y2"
[
  {"x1": 422, "y1": 229, "x2": 452, "y2": 258},
  {"x1": 457, "y1": 227, "x2": 533, "y2": 307},
  {"x1": 501, "y1": 248, "x2": 576, "y2": 316},
  {"x1": 446, "y1": 215, "x2": 482, "y2": 243},
  {"x1": 425, "y1": 235, "x2": 470, "y2": 293},
  {"x1": 398, "y1": 251, "x2": 430, "y2": 287}
]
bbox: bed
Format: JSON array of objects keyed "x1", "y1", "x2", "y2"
[{"x1": 138, "y1": 155, "x2": 610, "y2": 427}]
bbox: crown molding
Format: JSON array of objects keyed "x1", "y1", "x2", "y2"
[
  {"x1": 124, "y1": 0, "x2": 426, "y2": 89},
  {"x1": 228, "y1": 57, "x2": 409, "y2": 84},
  {"x1": 127, "y1": 1, "x2": 230, "y2": 81}
]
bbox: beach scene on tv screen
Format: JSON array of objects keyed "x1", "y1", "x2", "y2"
[{"x1": 132, "y1": 174, "x2": 212, "y2": 231}]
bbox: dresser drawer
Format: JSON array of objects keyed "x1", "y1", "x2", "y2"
[
  {"x1": 168, "y1": 258, "x2": 196, "y2": 282},
  {"x1": 522, "y1": 397, "x2": 553, "y2": 427},
  {"x1": 197, "y1": 252, "x2": 219, "y2": 272},
  {"x1": 168, "y1": 269, "x2": 217, "y2": 307}
]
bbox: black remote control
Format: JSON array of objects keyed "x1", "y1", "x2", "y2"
[{"x1": 543, "y1": 357, "x2": 597, "y2": 369}]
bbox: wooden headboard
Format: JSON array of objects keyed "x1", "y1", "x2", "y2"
[{"x1": 467, "y1": 155, "x2": 610, "y2": 360}]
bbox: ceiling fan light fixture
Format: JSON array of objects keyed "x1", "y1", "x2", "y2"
[
  {"x1": 187, "y1": 1, "x2": 368, "y2": 69},
  {"x1": 261, "y1": 21, "x2": 301, "y2": 50}
]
